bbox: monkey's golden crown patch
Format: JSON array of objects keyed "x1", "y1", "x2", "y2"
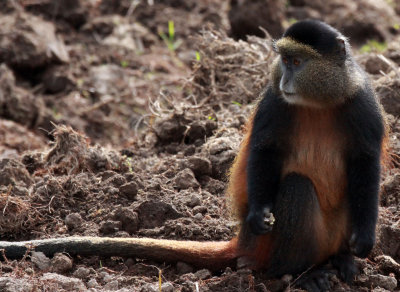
[{"x1": 275, "y1": 37, "x2": 321, "y2": 58}]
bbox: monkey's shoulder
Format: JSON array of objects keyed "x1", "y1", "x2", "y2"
[
  {"x1": 339, "y1": 87, "x2": 385, "y2": 152},
  {"x1": 250, "y1": 87, "x2": 292, "y2": 145}
]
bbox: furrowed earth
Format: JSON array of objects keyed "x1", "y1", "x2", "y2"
[{"x1": 1, "y1": 1, "x2": 400, "y2": 291}]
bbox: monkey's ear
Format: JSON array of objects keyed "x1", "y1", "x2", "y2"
[{"x1": 336, "y1": 36, "x2": 347, "y2": 57}]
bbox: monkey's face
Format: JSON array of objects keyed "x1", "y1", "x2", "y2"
[
  {"x1": 273, "y1": 37, "x2": 355, "y2": 108},
  {"x1": 278, "y1": 54, "x2": 310, "y2": 104}
]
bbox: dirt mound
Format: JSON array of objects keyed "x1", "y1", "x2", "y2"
[
  {"x1": 0, "y1": 1, "x2": 400, "y2": 291},
  {"x1": 287, "y1": 0, "x2": 400, "y2": 45},
  {"x1": 190, "y1": 29, "x2": 273, "y2": 106}
]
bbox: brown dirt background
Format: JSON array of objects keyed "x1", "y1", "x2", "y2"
[{"x1": 1, "y1": 0, "x2": 400, "y2": 291}]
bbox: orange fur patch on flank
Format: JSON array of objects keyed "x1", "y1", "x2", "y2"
[{"x1": 227, "y1": 114, "x2": 254, "y2": 219}]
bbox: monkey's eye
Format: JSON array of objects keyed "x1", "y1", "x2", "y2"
[
  {"x1": 293, "y1": 58, "x2": 301, "y2": 66},
  {"x1": 282, "y1": 57, "x2": 289, "y2": 64}
]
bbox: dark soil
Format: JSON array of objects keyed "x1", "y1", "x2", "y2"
[{"x1": 1, "y1": 0, "x2": 400, "y2": 291}]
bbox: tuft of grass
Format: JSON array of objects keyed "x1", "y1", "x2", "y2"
[
  {"x1": 159, "y1": 20, "x2": 182, "y2": 52},
  {"x1": 120, "y1": 60, "x2": 129, "y2": 68},
  {"x1": 195, "y1": 51, "x2": 201, "y2": 61},
  {"x1": 360, "y1": 40, "x2": 387, "y2": 53}
]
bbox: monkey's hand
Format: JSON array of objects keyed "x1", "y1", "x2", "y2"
[
  {"x1": 349, "y1": 232, "x2": 374, "y2": 258},
  {"x1": 246, "y1": 207, "x2": 275, "y2": 235}
]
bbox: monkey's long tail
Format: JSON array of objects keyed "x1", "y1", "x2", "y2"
[{"x1": 0, "y1": 237, "x2": 238, "y2": 270}]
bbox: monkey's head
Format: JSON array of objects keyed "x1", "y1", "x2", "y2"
[{"x1": 271, "y1": 20, "x2": 363, "y2": 108}]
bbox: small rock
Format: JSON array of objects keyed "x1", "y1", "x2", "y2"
[
  {"x1": 0, "y1": 277, "x2": 34, "y2": 291},
  {"x1": 174, "y1": 168, "x2": 200, "y2": 189},
  {"x1": 183, "y1": 145, "x2": 196, "y2": 156},
  {"x1": 199, "y1": 176, "x2": 226, "y2": 195},
  {"x1": 106, "y1": 186, "x2": 119, "y2": 195},
  {"x1": 42, "y1": 66, "x2": 74, "y2": 94},
  {"x1": 87, "y1": 278, "x2": 99, "y2": 288},
  {"x1": 114, "y1": 231, "x2": 130, "y2": 237},
  {"x1": 125, "y1": 258, "x2": 135, "y2": 267},
  {"x1": 187, "y1": 156, "x2": 212, "y2": 177},
  {"x1": 104, "y1": 280, "x2": 119, "y2": 290},
  {"x1": 106, "y1": 174, "x2": 127, "y2": 188},
  {"x1": 73, "y1": 266, "x2": 91, "y2": 279},
  {"x1": 99, "y1": 220, "x2": 122, "y2": 235},
  {"x1": 375, "y1": 255, "x2": 400, "y2": 276},
  {"x1": 99, "y1": 170, "x2": 118, "y2": 181},
  {"x1": 136, "y1": 201, "x2": 182, "y2": 229},
  {"x1": 141, "y1": 282, "x2": 174, "y2": 292},
  {"x1": 357, "y1": 274, "x2": 398, "y2": 291},
  {"x1": 31, "y1": 251, "x2": 51, "y2": 271},
  {"x1": 41, "y1": 273, "x2": 85, "y2": 290},
  {"x1": 193, "y1": 213, "x2": 203, "y2": 220},
  {"x1": 369, "y1": 274, "x2": 397, "y2": 291},
  {"x1": 160, "y1": 282, "x2": 174, "y2": 292},
  {"x1": 119, "y1": 181, "x2": 138, "y2": 200},
  {"x1": 1, "y1": 265, "x2": 13, "y2": 273},
  {"x1": 50, "y1": 253, "x2": 73, "y2": 273},
  {"x1": 186, "y1": 194, "x2": 201, "y2": 208},
  {"x1": 186, "y1": 122, "x2": 206, "y2": 143},
  {"x1": 65, "y1": 213, "x2": 83, "y2": 230},
  {"x1": 153, "y1": 115, "x2": 186, "y2": 143},
  {"x1": 113, "y1": 207, "x2": 139, "y2": 234},
  {"x1": 372, "y1": 288, "x2": 390, "y2": 292},
  {"x1": 100, "y1": 271, "x2": 112, "y2": 282},
  {"x1": 194, "y1": 269, "x2": 211, "y2": 280},
  {"x1": 192, "y1": 205, "x2": 207, "y2": 214},
  {"x1": 144, "y1": 132, "x2": 158, "y2": 148},
  {"x1": 176, "y1": 262, "x2": 194, "y2": 274},
  {"x1": 179, "y1": 273, "x2": 197, "y2": 282},
  {"x1": 0, "y1": 13, "x2": 69, "y2": 68}
]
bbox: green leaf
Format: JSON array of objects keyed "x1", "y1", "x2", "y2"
[{"x1": 168, "y1": 20, "x2": 175, "y2": 41}]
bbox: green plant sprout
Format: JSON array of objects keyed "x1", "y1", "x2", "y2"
[
  {"x1": 159, "y1": 20, "x2": 182, "y2": 52},
  {"x1": 360, "y1": 40, "x2": 387, "y2": 53},
  {"x1": 232, "y1": 101, "x2": 242, "y2": 106},
  {"x1": 195, "y1": 51, "x2": 201, "y2": 61},
  {"x1": 120, "y1": 60, "x2": 129, "y2": 68}
]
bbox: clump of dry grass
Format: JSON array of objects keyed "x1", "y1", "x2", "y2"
[
  {"x1": 189, "y1": 28, "x2": 274, "y2": 107},
  {"x1": 44, "y1": 125, "x2": 128, "y2": 175},
  {"x1": 0, "y1": 186, "x2": 38, "y2": 236}
]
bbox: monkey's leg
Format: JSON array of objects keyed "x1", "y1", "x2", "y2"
[
  {"x1": 266, "y1": 173, "x2": 334, "y2": 291},
  {"x1": 265, "y1": 172, "x2": 323, "y2": 276}
]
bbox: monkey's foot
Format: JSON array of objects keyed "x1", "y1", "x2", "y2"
[
  {"x1": 295, "y1": 268, "x2": 333, "y2": 292},
  {"x1": 331, "y1": 253, "x2": 357, "y2": 283}
]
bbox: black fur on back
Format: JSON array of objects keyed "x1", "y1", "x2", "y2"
[{"x1": 283, "y1": 19, "x2": 342, "y2": 55}]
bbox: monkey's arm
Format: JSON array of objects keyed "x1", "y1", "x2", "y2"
[
  {"x1": 246, "y1": 87, "x2": 289, "y2": 235},
  {"x1": 344, "y1": 89, "x2": 385, "y2": 258}
]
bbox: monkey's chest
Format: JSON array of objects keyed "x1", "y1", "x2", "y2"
[{"x1": 282, "y1": 108, "x2": 346, "y2": 209}]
